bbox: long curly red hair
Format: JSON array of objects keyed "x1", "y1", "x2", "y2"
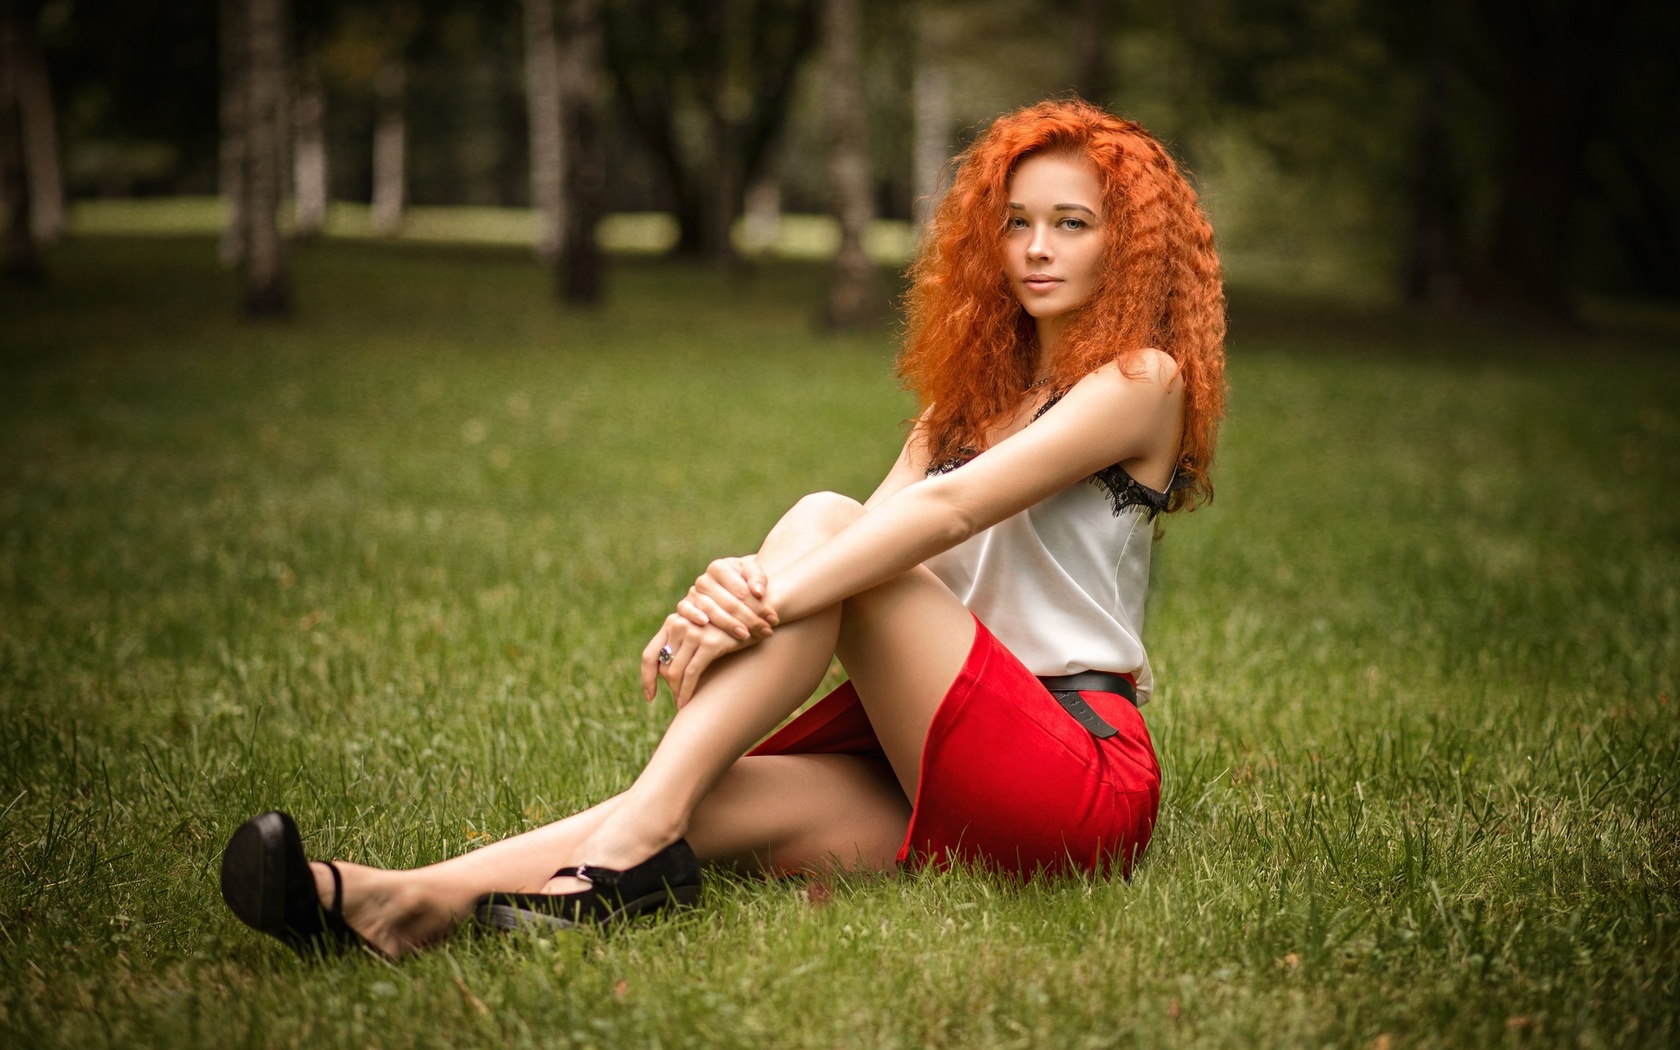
[{"x1": 899, "y1": 99, "x2": 1226, "y2": 512}]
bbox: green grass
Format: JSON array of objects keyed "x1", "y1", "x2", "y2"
[
  {"x1": 2, "y1": 234, "x2": 1677, "y2": 1048},
  {"x1": 64, "y1": 198, "x2": 921, "y2": 263}
]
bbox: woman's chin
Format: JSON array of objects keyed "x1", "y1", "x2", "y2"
[{"x1": 1019, "y1": 301, "x2": 1074, "y2": 324}]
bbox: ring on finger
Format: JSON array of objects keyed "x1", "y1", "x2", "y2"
[{"x1": 657, "y1": 644, "x2": 674, "y2": 666}]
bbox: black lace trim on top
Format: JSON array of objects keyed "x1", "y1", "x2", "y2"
[
  {"x1": 1088, "y1": 461, "x2": 1190, "y2": 520},
  {"x1": 926, "y1": 450, "x2": 978, "y2": 477},
  {"x1": 924, "y1": 393, "x2": 1189, "y2": 520}
]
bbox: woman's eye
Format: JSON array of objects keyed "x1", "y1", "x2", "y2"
[
  {"x1": 1060, "y1": 217, "x2": 1086, "y2": 230},
  {"x1": 1007, "y1": 216, "x2": 1028, "y2": 230}
]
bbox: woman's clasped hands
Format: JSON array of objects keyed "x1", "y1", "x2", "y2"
[{"x1": 641, "y1": 555, "x2": 780, "y2": 707}]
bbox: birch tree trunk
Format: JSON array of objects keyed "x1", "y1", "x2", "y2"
[
  {"x1": 742, "y1": 175, "x2": 781, "y2": 254},
  {"x1": 912, "y1": 4, "x2": 958, "y2": 233},
  {"x1": 823, "y1": 0, "x2": 879, "y2": 328},
  {"x1": 242, "y1": 0, "x2": 290, "y2": 315},
  {"x1": 274, "y1": 9, "x2": 293, "y2": 207},
  {"x1": 12, "y1": 6, "x2": 61, "y2": 245},
  {"x1": 0, "y1": 0, "x2": 41, "y2": 282},
  {"x1": 911, "y1": 64, "x2": 949, "y2": 232},
  {"x1": 370, "y1": 57, "x2": 406, "y2": 237},
  {"x1": 292, "y1": 57, "x2": 327, "y2": 236},
  {"x1": 557, "y1": 0, "x2": 605, "y2": 303},
  {"x1": 525, "y1": 0, "x2": 564, "y2": 263},
  {"x1": 219, "y1": 0, "x2": 247, "y2": 265}
]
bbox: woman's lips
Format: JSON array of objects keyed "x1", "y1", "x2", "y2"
[{"x1": 1022, "y1": 276, "x2": 1062, "y2": 292}]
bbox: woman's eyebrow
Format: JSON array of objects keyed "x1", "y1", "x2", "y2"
[{"x1": 1007, "y1": 202, "x2": 1099, "y2": 216}]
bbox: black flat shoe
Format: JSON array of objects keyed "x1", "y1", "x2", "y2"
[
  {"x1": 220, "y1": 810, "x2": 372, "y2": 958},
  {"x1": 473, "y1": 838, "x2": 702, "y2": 932}
]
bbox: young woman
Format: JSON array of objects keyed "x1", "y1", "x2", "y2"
[{"x1": 219, "y1": 98, "x2": 1226, "y2": 960}]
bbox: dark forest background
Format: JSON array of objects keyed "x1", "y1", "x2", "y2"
[{"x1": 4, "y1": 0, "x2": 1679, "y2": 320}]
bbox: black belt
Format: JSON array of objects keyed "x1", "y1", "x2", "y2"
[{"x1": 1036, "y1": 671, "x2": 1137, "y2": 739}]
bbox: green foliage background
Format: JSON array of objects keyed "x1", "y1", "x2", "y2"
[{"x1": 1, "y1": 237, "x2": 1677, "y2": 1047}]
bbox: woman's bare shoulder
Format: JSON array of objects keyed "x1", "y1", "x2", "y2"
[{"x1": 1079, "y1": 348, "x2": 1183, "y2": 403}]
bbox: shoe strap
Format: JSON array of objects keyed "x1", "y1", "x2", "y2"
[
  {"x1": 323, "y1": 860, "x2": 346, "y2": 915},
  {"x1": 551, "y1": 864, "x2": 617, "y2": 886}
]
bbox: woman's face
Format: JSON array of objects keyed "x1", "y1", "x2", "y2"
[{"x1": 1003, "y1": 151, "x2": 1106, "y2": 340}]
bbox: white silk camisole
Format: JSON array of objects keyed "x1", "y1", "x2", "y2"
[{"x1": 921, "y1": 415, "x2": 1183, "y2": 706}]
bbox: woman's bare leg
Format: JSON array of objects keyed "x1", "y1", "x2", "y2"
[
  {"x1": 684, "y1": 753, "x2": 909, "y2": 873},
  {"x1": 305, "y1": 795, "x2": 625, "y2": 956},
  {"x1": 540, "y1": 493, "x2": 971, "y2": 890},
  {"x1": 315, "y1": 492, "x2": 974, "y2": 956},
  {"x1": 308, "y1": 753, "x2": 911, "y2": 957}
]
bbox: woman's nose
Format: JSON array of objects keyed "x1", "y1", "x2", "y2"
[{"x1": 1027, "y1": 226, "x2": 1051, "y2": 260}]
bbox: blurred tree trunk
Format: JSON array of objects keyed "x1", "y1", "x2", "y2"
[
  {"x1": 704, "y1": 108, "x2": 741, "y2": 261},
  {"x1": 219, "y1": 0, "x2": 246, "y2": 265},
  {"x1": 1400, "y1": 7, "x2": 1462, "y2": 306},
  {"x1": 688, "y1": 0, "x2": 735, "y2": 262},
  {"x1": 910, "y1": 63, "x2": 949, "y2": 230},
  {"x1": 370, "y1": 55, "x2": 405, "y2": 237},
  {"x1": 742, "y1": 174, "x2": 780, "y2": 253},
  {"x1": 455, "y1": 54, "x2": 502, "y2": 206},
  {"x1": 0, "y1": 0, "x2": 41, "y2": 282},
  {"x1": 822, "y1": 0, "x2": 879, "y2": 328},
  {"x1": 557, "y1": 0, "x2": 605, "y2": 303},
  {"x1": 911, "y1": 4, "x2": 953, "y2": 233},
  {"x1": 11, "y1": 2, "x2": 60, "y2": 245},
  {"x1": 1468, "y1": 0, "x2": 1621, "y2": 317},
  {"x1": 274, "y1": 8, "x2": 293, "y2": 207},
  {"x1": 605, "y1": 0, "x2": 817, "y2": 262},
  {"x1": 524, "y1": 0, "x2": 564, "y2": 263},
  {"x1": 241, "y1": 0, "x2": 290, "y2": 316},
  {"x1": 1591, "y1": 138, "x2": 1680, "y2": 298},
  {"x1": 292, "y1": 54, "x2": 327, "y2": 236},
  {"x1": 1071, "y1": 0, "x2": 1109, "y2": 104}
]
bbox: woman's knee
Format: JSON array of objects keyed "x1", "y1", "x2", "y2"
[
  {"x1": 762, "y1": 491, "x2": 864, "y2": 563},
  {"x1": 788, "y1": 491, "x2": 864, "y2": 535}
]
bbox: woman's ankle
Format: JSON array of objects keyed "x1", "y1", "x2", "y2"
[
  {"x1": 313, "y1": 863, "x2": 451, "y2": 957},
  {"x1": 539, "y1": 806, "x2": 685, "y2": 894},
  {"x1": 603, "y1": 796, "x2": 688, "y2": 859},
  {"x1": 309, "y1": 860, "x2": 342, "y2": 911}
]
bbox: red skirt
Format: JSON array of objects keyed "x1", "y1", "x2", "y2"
[{"x1": 749, "y1": 616, "x2": 1160, "y2": 879}]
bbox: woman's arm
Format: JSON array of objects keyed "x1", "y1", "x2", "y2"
[
  {"x1": 646, "y1": 414, "x2": 938, "y2": 702},
  {"x1": 649, "y1": 353, "x2": 1180, "y2": 703},
  {"x1": 767, "y1": 355, "x2": 1182, "y2": 623},
  {"x1": 672, "y1": 409, "x2": 932, "y2": 639},
  {"x1": 862, "y1": 409, "x2": 935, "y2": 509}
]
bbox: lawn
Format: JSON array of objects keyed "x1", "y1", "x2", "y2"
[{"x1": 1, "y1": 234, "x2": 1676, "y2": 1048}]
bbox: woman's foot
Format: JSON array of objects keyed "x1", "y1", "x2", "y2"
[
  {"x1": 475, "y1": 838, "x2": 702, "y2": 931},
  {"x1": 220, "y1": 811, "x2": 374, "y2": 958},
  {"x1": 540, "y1": 817, "x2": 684, "y2": 894},
  {"x1": 219, "y1": 811, "x2": 452, "y2": 961},
  {"x1": 307, "y1": 860, "x2": 455, "y2": 959}
]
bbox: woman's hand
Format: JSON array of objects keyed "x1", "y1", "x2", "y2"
[
  {"x1": 675, "y1": 556, "x2": 778, "y2": 642},
  {"x1": 641, "y1": 613, "x2": 756, "y2": 708}
]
